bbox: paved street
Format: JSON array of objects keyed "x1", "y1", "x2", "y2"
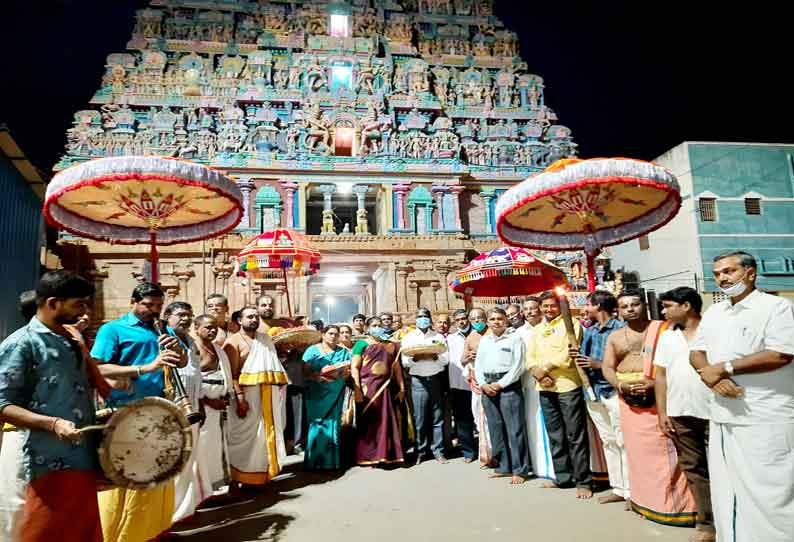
[{"x1": 173, "y1": 456, "x2": 692, "y2": 542}]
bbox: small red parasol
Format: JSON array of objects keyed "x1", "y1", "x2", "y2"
[
  {"x1": 449, "y1": 246, "x2": 568, "y2": 306},
  {"x1": 236, "y1": 228, "x2": 321, "y2": 318}
]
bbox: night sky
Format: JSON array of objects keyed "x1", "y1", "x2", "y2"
[{"x1": 1, "y1": 0, "x2": 790, "y2": 173}]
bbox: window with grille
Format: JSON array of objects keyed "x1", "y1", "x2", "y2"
[
  {"x1": 745, "y1": 198, "x2": 761, "y2": 215},
  {"x1": 699, "y1": 198, "x2": 717, "y2": 222}
]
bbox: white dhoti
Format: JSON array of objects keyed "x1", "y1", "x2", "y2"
[
  {"x1": 172, "y1": 424, "x2": 212, "y2": 523},
  {"x1": 586, "y1": 393, "x2": 629, "y2": 498},
  {"x1": 172, "y1": 344, "x2": 212, "y2": 523},
  {"x1": 228, "y1": 385, "x2": 270, "y2": 485},
  {"x1": 198, "y1": 345, "x2": 233, "y2": 492},
  {"x1": 709, "y1": 421, "x2": 794, "y2": 542},
  {"x1": 0, "y1": 429, "x2": 24, "y2": 541},
  {"x1": 234, "y1": 333, "x2": 288, "y2": 483},
  {"x1": 523, "y1": 377, "x2": 554, "y2": 479}
]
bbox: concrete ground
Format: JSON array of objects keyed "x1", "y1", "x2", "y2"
[{"x1": 172, "y1": 455, "x2": 693, "y2": 542}]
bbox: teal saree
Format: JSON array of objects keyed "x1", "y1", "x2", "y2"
[{"x1": 302, "y1": 344, "x2": 351, "y2": 470}]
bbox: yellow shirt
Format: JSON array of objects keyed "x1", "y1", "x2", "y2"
[{"x1": 526, "y1": 315, "x2": 582, "y2": 393}]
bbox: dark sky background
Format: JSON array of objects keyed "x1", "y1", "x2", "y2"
[{"x1": 1, "y1": 0, "x2": 791, "y2": 173}]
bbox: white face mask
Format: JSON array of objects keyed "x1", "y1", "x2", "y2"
[{"x1": 719, "y1": 271, "x2": 749, "y2": 297}]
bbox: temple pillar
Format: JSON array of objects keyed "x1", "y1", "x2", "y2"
[
  {"x1": 352, "y1": 184, "x2": 371, "y2": 236},
  {"x1": 450, "y1": 185, "x2": 464, "y2": 230},
  {"x1": 393, "y1": 184, "x2": 409, "y2": 230},
  {"x1": 275, "y1": 284, "x2": 288, "y2": 317},
  {"x1": 480, "y1": 191, "x2": 495, "y2": 234},
  {"x1": 174, "y1": 268, "x2": 195, "y2": 302},
  {"x1": 395, "y1": 263, "x2": 412, "y2": 313},
  {"x1": 280, "y1": 180, "x2": 299, "y2": 229},
  {"x1": 86, "y1": 265, "x2": 110, "y2": 323},
  {"x1": 237, "y1": 179, "x2": 255, "y2": 229},
  {"x1": 165, "y1": 286, "x2": 180, "y2": 304},
  {"x1": 432, "y1": 185, "x2": 447, "y2": 230},
  {"x1": 298, "y1": 183, "x2": 308, "y2": 231},
  {"x1": 430, "y1": 280, "x2": 443, "y2": 311},
  {"x1": 407, "y1": 280, "x2": 419, "y2": 312},
  {"x1": 316, "y1": 184, "x2": 337, "y2": 235}
]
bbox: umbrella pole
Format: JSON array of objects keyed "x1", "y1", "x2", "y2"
[
  {"x1": 282, "y1": 267, "x2": 293, "y2": 319},
  {"x1": 150, "y1": 231, "x2": 159, "y2": 284},
  {"x1": 586, "y1": 250, "x2": 599, "y2": 292},
  {"x1": 463, "y1": 294, "x2": 473, "y2": 312}
]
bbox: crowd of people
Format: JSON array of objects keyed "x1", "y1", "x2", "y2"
[{"x1": 0, "y1": 250, "x2": 793, "y2": 542}]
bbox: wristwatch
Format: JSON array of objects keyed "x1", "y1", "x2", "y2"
[{"x1": 724, "y1": 361, "x2": 735, "y2": 376}]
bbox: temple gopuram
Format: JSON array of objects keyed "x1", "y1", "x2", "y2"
[{"x1": 55, "y1": 0, "x2": 586, "y2": 322}]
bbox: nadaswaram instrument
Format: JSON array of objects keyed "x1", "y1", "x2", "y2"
[{"x1": 153, "y1": 319, "x2": 203, "y2": 425}]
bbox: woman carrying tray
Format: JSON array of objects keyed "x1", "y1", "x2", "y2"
[
  {"x1": 351, "y1": 317, "x2": 406, "y2": 466},
  {"x1": 302, "y1": 325, "x2": 351, "y2": 470}
]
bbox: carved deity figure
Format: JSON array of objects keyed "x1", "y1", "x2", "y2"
[
  {"x1": 303, "y1": 103, "x2": 330, "y2": 154},
  {"x1": 305, "y1": 56, "x2": 327, "y2": 92},
  {"x1": 359, "y1": 102, "x2": 390, "y2": 155}
]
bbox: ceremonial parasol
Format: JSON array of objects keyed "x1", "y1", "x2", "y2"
[
  {"x1": 236, "y1": 228, "x2": 321, "y2": 318},
  {"x1": 44, "y1": 156, "x2": 243, "y2": 283},
  {"x1": 495, "y1": 158, "x2": 681, "y2": 291},
  {"x1": 449, "y1": 246, "x2": 568, "y2": 306}
]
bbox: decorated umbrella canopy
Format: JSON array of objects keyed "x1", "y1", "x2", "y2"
[
  {"x1": 449, "y1": 246, "x2": 568, "y2": 305},
  {"x1": 495, "y1": 158, "x2": 681, "y2": 291},
  {"x1": 44, "y1": 156, "x2": 243, "y2": 283},
  {"x1": 236, "y1": 228, "x2": 321, "y2": 318}
]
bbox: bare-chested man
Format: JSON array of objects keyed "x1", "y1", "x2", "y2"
[
  {"x1": 256, "y1": 294, "x2": 303, "y2": 454},
  {"x1": 602, "y1": 289, "x2": 697, "y2": 523},
  {"x1": 223, "y1": 307, "x2": 287, "y2": 485},
  {"x1": 207, "y1": 294, "x2": 233, "y2": 347},
  {"x1": 194, "y1": 315, "x2": 233, "y2": 492}
]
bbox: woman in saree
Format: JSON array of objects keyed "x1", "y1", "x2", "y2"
[
  {"x1": 302, "y1": 325, "x2": 352, "y2": 470},
  {"x1": 351, "y1": 317, "x2": 406, "y2": 466},
  {"x1": 338, "y1": 324, "x2": 354, "y2": 351}
]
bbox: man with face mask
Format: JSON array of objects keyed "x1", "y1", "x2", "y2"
[
  {"x1": 0, "y1": 272, "x2": 101, "y2": 542},
  {"x1": 446, "y1": 309, "x2": 478, "y2": 462},
  {"x1": 401, "y1": 308, "x2": 450, "y2": 464},
  {"x1": 691, "y1": 252, "x2": 794, "y2": 542},
  {"x1": 505, "y1": 304, "x2": 524, "y2": 334}
]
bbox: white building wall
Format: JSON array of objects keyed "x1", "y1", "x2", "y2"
[{"x1": 610, "y1": 143, "x2": 704, "y2": 294}]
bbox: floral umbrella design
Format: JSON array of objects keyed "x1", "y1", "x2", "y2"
[
  {"x1": 237, "y1": 228, "x2": 321, "y2": 318},
  {"x1": 44, "y1": 156, "x2": 243, "y2": 283},
  {"x1": 449, "y1": 246, "x2": 568, "y2": 305},
  {"x1": 495, "y1": 158, "x2": 681, "y2": 290}
]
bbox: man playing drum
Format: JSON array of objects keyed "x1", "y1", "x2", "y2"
[
  {"x1": 90, "y1": 282, "x2": 186, "y2": 542},
  {"x1": 0, "y1": 271, "x2": 101, "y2": 542}
]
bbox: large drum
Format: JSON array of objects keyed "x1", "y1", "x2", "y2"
[{"x1": 82, "y1": 397, "x2": 193, "y2": 490}]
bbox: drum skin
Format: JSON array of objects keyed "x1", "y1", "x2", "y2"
[{"x1": 97, "y1": 397, "x2": 193, "y2": 490}]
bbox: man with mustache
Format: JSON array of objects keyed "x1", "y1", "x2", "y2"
[{"x1": 691, "y1": 251, "x2": 794, "y2": 542}]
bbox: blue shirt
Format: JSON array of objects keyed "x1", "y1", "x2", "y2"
[
  {"x1": 91, "y1": 312, "x2": 163, "y2": 406},
  {"x1": 0, "y1": 317, "x2": 99, "y2": 481},
  {"x1": 581, "y1": 318, "x2": 626, "y2": 400}
]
